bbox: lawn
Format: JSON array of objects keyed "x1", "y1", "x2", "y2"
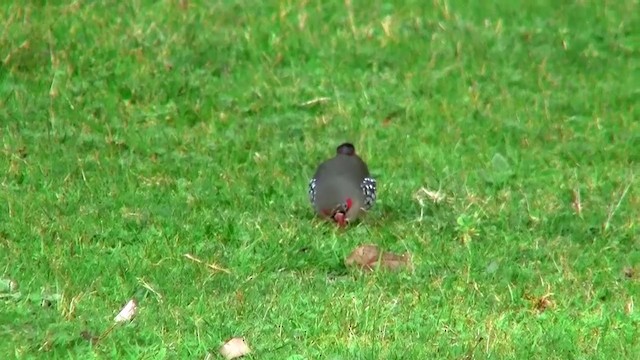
[{"x1": 1, "y1": 0, "x2": 639, "y2": 358}]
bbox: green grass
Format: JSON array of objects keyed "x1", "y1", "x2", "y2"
[{"x1": 1, "y1": 0, "x2": 640, "y2": 358}]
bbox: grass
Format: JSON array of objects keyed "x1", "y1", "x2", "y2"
[{"x1": 1, "y1": 0, "x2": 639, "y2": 358}]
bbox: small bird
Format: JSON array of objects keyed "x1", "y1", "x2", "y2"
[{"x1": 308, "y1": 142, "x2": 377, "y2": 226}]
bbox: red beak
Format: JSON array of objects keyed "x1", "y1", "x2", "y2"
[{"x1": 333, "y1": 212, "x2": 347, "y2": 227}]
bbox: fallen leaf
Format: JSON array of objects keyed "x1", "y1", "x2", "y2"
[
  {"x1": 345, "y1": 244, "x2": 379, "y2": 270},
  {"x1": 219, "y1": 337, "x2": 251, "y2": 359},
  {"x1": 96, "y1": 298, "x2": 139, "y2": 344},
  {"x1": 114, "y1": 299, "x2": 137, "y2": 322},
  {"x1": 378, "y1": 251, "x2": 412, "y2": 271},
  {"x1": 345, "y1": 244, "x2": 412, "y2": 271}
]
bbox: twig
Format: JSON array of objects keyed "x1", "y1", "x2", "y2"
[{"x1": 137, "y1": 277, "x2": 163, "y2": 301}]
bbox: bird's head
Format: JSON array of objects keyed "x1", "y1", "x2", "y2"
[
  {"x1": 322, "y1": 197, "x2": 354, "y2": 227},
  {"x1": 336, "y1": 142, "x2": 356, "y2": 156}
]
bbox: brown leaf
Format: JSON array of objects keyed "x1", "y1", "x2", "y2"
[
  {"x1": 345, "y1": 244, "x2": 380, "y2": 270},
  {"x1": 219, "y1": 337, "x2": 251, "y2": 359},
  {"x1": 378, "y1": 251, "x2": 412, "y2": 271},
  {"x1": 345, "y1": 244, "x2": 412, "y2": 271}
]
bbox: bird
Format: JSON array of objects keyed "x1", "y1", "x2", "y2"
[{"x1": 308, "y1": 142, "x2": 377, "y2": 227}]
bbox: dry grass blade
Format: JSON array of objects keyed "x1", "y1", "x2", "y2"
[
  {"x1": 603, "y1": 175, "x2": 633, "y2": 232},
  {"x1": 298, "y1": 97, "x2": 330, "y2": 107},
  {"x1": 571, "y1": 188, "x2": 582, "y2": 216},
  {"x1": 137, "y1": 277, "x2": 163, "y2": 301},
  {"x1": 414, "y1": 186, "x2": 446, "y2": 205},
  {"x1": 184, "y1": 253, "x2": 231, "y2": 274},
  {"x1": 625, "y1": 297, "x2": 634, "y2": 315},
  {"x1": 413, "y1": 186, "x2": 445, "y2": 221}
]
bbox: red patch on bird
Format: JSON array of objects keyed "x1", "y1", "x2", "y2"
[
  {"x1": 334, "y1": 212, "x2": 347, "y2": 227},
  {"x1": 346, "y1": 198, "x2": 353, "y2": 210}
]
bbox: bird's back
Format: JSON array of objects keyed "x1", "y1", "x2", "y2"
[{"x1": 313, "y1": 154, "x2": 370, "y2": 183}]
